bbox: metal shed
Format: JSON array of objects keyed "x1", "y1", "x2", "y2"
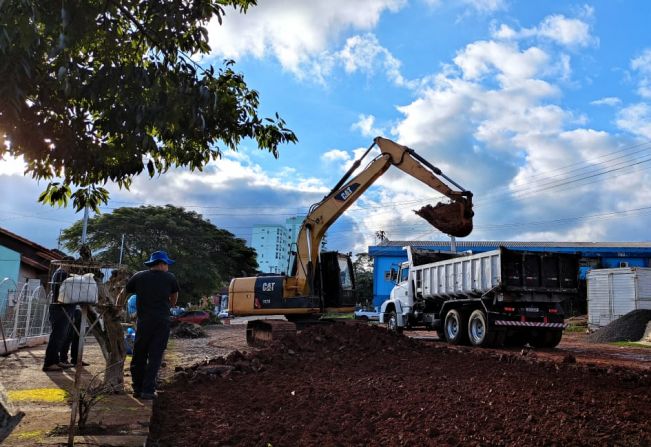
[{"x1": 587, "y1": 267, "x2": 651, "y2": 327}]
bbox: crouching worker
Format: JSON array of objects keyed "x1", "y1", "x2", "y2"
[{"x1": 122, "y1": 251, "x2": 179, "y2": 400}]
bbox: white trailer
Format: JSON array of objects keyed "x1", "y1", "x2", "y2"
[
  {"x1": 587, "y1": 268, "x2": 651, "y2": 328},
  {"x1": 380, "y1": 246, "x2": 579, "y2": 347}
]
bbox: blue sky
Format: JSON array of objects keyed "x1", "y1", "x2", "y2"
[{"x1": 3, "y1": 0, "x2": 651, "y2": 255}]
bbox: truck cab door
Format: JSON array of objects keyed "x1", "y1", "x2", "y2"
[{"x1": 391, "y1": 264, "x2": 411, "y2": 304}]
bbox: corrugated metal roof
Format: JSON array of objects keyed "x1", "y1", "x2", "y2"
[{"x1": 376, "y1": 241, "x2": 651, "y2": 248}]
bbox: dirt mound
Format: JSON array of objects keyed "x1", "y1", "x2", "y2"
[
  {"x1": 588, "y1": 309, "x2": 651, "y2": 343},
  {"x1": 150, "y1": 322, "x2": 651, "y2": 446},
  {"x1": 171, "y1": 323, "x2": 207, "y2": 339}
]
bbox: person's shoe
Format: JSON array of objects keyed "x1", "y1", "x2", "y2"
[
  {"x1": 139, "y1": 392, "x2": 157, "y2": 400},
  {"x1": 58, "y1": 362, "x2": 74, "y2": 369},
  {"x1": 43, "y1": 364, "x2": 64, "y2": 372},
  {"x1": 71, "y1": 361, "x2": 91, "y2": 367}
]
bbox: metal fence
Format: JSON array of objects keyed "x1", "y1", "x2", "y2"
[{"x1": 0, "y1": 278, "x2": 51, "y2": 355}]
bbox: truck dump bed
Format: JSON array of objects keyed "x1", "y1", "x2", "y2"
[{"x1": 413, "y1": 247, "x2": 579, "y2": 302}]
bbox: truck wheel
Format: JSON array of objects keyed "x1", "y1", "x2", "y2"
[
  {"x1": 444, "y1": 309, "x2": 468, "y2": 345},
  {"x1": 436, "y1": 329, "x2": 446, "y2": 341},
  {"x1": 467, "y1": 309, "x2": 493, "y2": 347},
  {"x1": 386, "y1": 310, "x2": 403, "y2": 335},
  {"x1": 529, "y1": 330, "x2": 563, "y2": 348}
]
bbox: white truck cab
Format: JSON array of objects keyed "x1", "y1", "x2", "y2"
[{"x1": 379, "y1": 261, "x2": 412, "y2": 332}]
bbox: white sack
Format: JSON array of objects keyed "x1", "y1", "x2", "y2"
[{"x1": 58, "y1": 273, "x2": 98, "y2": 304}]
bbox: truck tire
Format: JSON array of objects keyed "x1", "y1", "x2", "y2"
[
  {"x1": 443, "y1": 309, "x2": 468, "y2": 345},
  {"x1": 386, "y1": 310, "x2": 403, "y2": 335},
  {"x1": 529, "y1": 330, "x2": 563, "y2": 348},
  {"x1": 467, "y1": 309, "x2": 494, "y2": 347}
]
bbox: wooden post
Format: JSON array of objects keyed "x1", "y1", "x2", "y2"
[{"x1": 67, "y1": 305, "x2": 88, "y2": 447}]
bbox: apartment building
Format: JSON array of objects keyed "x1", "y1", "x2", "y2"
[{"x1": 251, "y1": 216, "x2": 305, "y2": 274}]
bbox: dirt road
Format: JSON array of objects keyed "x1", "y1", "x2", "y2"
[{"x1": 151, "y1": 322, "x2": 651, "y2": 446}]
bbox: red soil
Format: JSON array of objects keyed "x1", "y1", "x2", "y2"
[{"x1": 150, "y1": 323, "x2": 651, "y2": 446}]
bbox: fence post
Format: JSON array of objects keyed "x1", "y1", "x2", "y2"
[
  {"x1": 23, "y1": 289, "x2": 34, "y2": 340},
  {"x1": 11, "y1": 285, "x2": 24, "y2": 341}
]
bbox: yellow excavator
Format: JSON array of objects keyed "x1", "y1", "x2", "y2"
[{"x1": 228, "y1": 137, "x2": 474, "y2": 344}]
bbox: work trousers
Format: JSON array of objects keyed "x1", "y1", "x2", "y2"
[
  {"x1": 44, "y1": 304, "x2": 75, "y2": 367},
  {"x1": 130, "y1": 318, "x2": 170, "y2": 394},
  {"x1": 60, "y1": 307, "x2": 81, "y2": 363}
]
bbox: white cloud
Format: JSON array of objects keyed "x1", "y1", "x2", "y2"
[
  {"x1": 336, "y1": 33, "x2": 411, "y2": 87},
  {"x1": 351, "y1": 114, "x2": 383, "y2": 138},
  {"x1": 424, "y1": 0, "x2": 507, "y2": 14},
  {"x1": 453, "y1": 40, "x2": 550, "y2": 84},
  {"x1": 463, "y1": 0, "x2": 507, "y2": 13},
  {"x1": 591, "y1": 97, "x2": 622, "y2": 107},
  {"x1": 492, "y1": 14, "x2": 596, "y2": 48},
  {"x1": 321, "y1": 149, "x2": 351, "y2": 163},
  {"x1": 206, "y1": 0, "x2": 405, "y2": 78},
  {"x1": 616, "y1": 103, "x2": 651, "y2": 139},
  {"x1": 631, "y1": 49, "x2": 651, "y2": 98}
]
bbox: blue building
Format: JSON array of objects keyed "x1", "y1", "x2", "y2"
[{"x1": 368, "y1": 241, "x2": 651, "y2": 314}]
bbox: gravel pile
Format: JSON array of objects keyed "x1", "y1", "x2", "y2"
[{"x1": 587, "y1": 309, "x2": 651, "y2": 343}]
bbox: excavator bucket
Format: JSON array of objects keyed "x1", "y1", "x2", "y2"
[{"x1": 415, "y1": 198, "x2": 474, "y2": 238}]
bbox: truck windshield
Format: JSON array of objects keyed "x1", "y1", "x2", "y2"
[
  {"x1": 400, "y1": 267, "x2": 409, "y2": 282},
  {"x1": 338, "y1": 258, "x2": 353, "y2": 290}
]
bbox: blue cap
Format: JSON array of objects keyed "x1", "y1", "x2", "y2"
[{"x1": 144, "y1": 251, "x2": 175, "y2": 266}]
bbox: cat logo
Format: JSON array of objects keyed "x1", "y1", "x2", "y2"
[{"x1": 335, "y1": 183, "x2": 360, "y2": 201}]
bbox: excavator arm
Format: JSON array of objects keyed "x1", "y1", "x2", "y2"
[{"x1": 287, "y1": 136, "x2": 474, "y2": 297}]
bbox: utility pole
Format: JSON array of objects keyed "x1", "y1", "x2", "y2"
[
  {"x1": 81, "y1": 206, "x2": 89, "y2": 245},
  {"x1": 118, "y1": 234, "x2": 125, "y2": 266}
]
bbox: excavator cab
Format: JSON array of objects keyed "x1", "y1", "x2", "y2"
[{"x1": 315, "y1": 252, "x2": 356, "y2": 309}]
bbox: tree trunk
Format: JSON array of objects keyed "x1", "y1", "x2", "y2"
[{"x1": 89, "y1": 270, "x2": 129, "y2": 390}]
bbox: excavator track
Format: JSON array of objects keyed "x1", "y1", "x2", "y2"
[{"x1": 246, "y1": 319, "x2": 297, "y2": 346}]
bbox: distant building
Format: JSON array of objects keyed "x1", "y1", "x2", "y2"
[
  {"x1": 251, "y1": 216, "x2": 306, "y2": 274},
  {"x1": 0, "y1": 227, "x2": 63, "y2": 286}
]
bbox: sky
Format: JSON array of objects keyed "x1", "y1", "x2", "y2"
[{"x1": 2, "y1": 0, "x2": 651, "y2": 255}]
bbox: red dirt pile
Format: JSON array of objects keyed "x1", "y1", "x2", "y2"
[{"x1": 150, "y1": 322, "x2": 651, "y2": 446}]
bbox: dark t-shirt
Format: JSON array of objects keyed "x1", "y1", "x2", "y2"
[
  {"x1": 125, "y1": 270, "x2": 179, "y2": 321},
  {"x1": 51, "y1": 268, "x2": 69, "y2": 303}
]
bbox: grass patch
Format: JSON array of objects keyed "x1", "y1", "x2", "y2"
[
  {"x1": 565, "y1": 325, "x2": 586, "y2": 333},
  {"x1": 610, "y1": 341, "x2": 651, "y2": 349},
  {"x1": 8, "y1": 388, "x2": 68, "y2": 403},
  {"x1": 9, "y1": 429, "x2": 46, "y2": 441},
  {"x1": 321, "y1": 313, "x2": 354, "y2": 320}
]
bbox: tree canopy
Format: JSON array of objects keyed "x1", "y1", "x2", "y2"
[
  {"x1": 353, "y1": 252, "x2": 373, "y2": 307},
  {"x1": 0, "y1": 1, "x2": 296, "y2": 211},
  {"x1": 60, "y1": 205, "x2": 258, "y2": 304}
]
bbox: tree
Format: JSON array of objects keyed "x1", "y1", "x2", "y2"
[
  {"x1": 0, "y1": 1, "x2": 296, "y2": 211},
  {"x1": 60, "y1": 205, "x2": 258, "y2": 304},
  {"x1": 353, "y1": 253, "x2": 373, "y2": 307}
]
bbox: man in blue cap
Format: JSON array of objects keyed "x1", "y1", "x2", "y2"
[{"x1": 124, "y1": 250, "x2": 179, "y2": 400}]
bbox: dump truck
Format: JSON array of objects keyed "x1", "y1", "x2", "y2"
[{"x1": 380, "y1": 246, "x2": 579, "y2": 347}]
